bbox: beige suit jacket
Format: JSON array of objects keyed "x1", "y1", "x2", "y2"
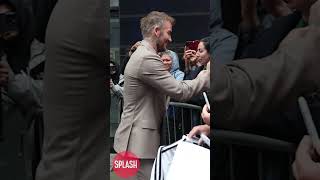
[{"x1": 114, "y1": 40, "x2": 209, "y2": 159}]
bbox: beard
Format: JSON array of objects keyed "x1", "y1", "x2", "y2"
[
  {"x1": 156, "y1": 32, "x2": 166, "y2": 53},
  {"x1": 156, "y1": 39, "x2": 166, "y2": 52}
]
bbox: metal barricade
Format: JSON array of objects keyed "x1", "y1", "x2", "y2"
[
  {"x1": 161, "y1": 102, "x2": 202, "y2": 145},
  {"x1": 213, "y1": 129, "x2": 296, "y2": 180},
  {"x1": 161, "y1": 103, "x2": 298, "y2": 179},
  {"x1": 211, "y1": 96, "x2": 319, "y2": 180}
]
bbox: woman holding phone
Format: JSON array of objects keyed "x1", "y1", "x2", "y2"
[{"x1": 183, "y1": 37, "x2": 212, "y2": 80}]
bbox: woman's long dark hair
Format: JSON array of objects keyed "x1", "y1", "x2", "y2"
[{"x1": 200, "y1": 37, "x2": 211, "y2": 53}]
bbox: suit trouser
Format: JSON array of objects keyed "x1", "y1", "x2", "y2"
[{"x1": 35, "y1": 0, "x2": 108, "y2": 180}]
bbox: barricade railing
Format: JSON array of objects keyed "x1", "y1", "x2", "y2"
[
  {"x1": 161, "y1": 102, "x2": 202, "y2": 145},
  {"x1": 211, "y1": 96, "x2": 319, "y2": 180},
  {"x1": 161, "y1": 102, "x2": 298, "y2": 180},
  {"x1": 213, "y1": 129, "x2": 296, "y2": 180}
]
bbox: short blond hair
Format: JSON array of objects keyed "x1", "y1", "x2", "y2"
[{"x1": 140, "y1": 11, "x2": 175, "y2": 38}]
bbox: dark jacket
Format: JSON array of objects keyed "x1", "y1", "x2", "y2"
[
  {"x1": 1, "y1": 0, "x2": 57, "y2": 73},
  {"x1": 239, "y1": 11, "x2": 301, "y2": 59},
  {"x1": 212, "y1": 26, "x2": 320, "y2": 134}
]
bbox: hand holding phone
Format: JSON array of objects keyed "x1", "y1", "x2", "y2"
[
  {"x1": 203, "y1": 92, "x2": 210, "y2": 111},
  {"x1": 183, "y1": 41, "x2": 198, "y2": 69}
]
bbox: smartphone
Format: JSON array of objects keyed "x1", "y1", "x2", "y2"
[
  {"x1": 185, "y1": 40, "x2": 200, "y2": 51},
  {"x1": 203, "y1": 92, "x2": 210, "y2": 111}
]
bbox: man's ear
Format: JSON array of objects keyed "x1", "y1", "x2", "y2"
[{"x1": 154, "y1": 26, "x2": 161, "y2": 37}]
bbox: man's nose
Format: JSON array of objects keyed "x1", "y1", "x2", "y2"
[{"x1": 168, "y1": 37, "x2": 172, "y2": 43}]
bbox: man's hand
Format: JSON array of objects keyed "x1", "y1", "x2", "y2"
[
  {"x1": 201, "y1": 104, "x2": 210, "y2": 125},
  {"x1": 128, "y1": 41, "x2": 141, "y2": 57},
  {"x1": 196, "y1": 70, "x2": 210, "y2": 90},
  {"x1": 188, "y1": 124, "x2": 210, "y2": 138},
  {"x1": 292, "y1": 136, "x2": 320, "y2": 180},
  {"x1": 0, "y1": 63, "x2": 9, "y2": 87}
]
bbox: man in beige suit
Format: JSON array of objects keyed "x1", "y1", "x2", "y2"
[{"x1": 113, "y1": 11, "x2": 210, "y2": 180}]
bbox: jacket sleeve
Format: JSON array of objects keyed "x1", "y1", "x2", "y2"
[
  {"x1": 6, "y1": 71, "x2": 43, "y2": 112},
  {"x1": 212, "y1": 27, "x2": 320, "y2": 130},
  {"x1": 139, "y1": 54, "x2": 210, "y2": 102},
  {"x1": 111, "y1": 84, "x2": 124, "y2": 98}
]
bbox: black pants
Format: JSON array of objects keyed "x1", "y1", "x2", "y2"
[{"x1": 35, "y1": 0, "x2": 108, "y2": 179}]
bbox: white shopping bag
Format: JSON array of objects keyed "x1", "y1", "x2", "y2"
[{"x1": 150, "y1": 135, "x2": 210, "y2": 180}]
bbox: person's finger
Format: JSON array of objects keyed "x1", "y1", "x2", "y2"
[
  {"x1": 203, "y1": 105, "x2": 208, "y2": 113},
  {"x1": 186, "y1": 50, "x2": 196, "y2": 55},
  {"x1": 203, "y1": 120, "x2": 209, "y2": 126},
  {"x1": 296, "y1": 136, "x2": 314, "y2": 164},
  {"x1": 201, "y1": 111, "x2": 210, "y2": 125},
  {"x1": 202, "y1": 104, "x2": 210, "y2": 118},
  {"x1": 203, "y1": 117, "x2": 210, "y2": 126},
  {"x1": 185, "y1": 51, "x2": 193, "y2": 56},
  {"x1": 185, "y1": 50, "x2": 195, "y2": 54},
  {"x1": 294, "y1": 135, "x2": 318, "y2": 180},
  {"x1": 188, "y1": 126, "x2": 200, "y2": 138},
  {"x1": 132, "y1": 41, "x2": 141, "y2": 49},
  {"x1": 297, "y1": 136, "x2": 313, "y2": 156}
]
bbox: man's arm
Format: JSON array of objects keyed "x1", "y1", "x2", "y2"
[{"x1": 140, "y1": 54, "x2": 209, "y2": 102}]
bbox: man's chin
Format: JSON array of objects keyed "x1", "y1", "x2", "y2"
[{"x1": 158, "y1": 47, "x2": 166, "y2": 52}]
